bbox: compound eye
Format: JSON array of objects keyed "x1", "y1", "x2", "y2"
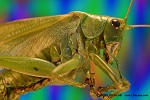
[{"x1": 111, "y1": 19, "x2": 120, "y2": 29}]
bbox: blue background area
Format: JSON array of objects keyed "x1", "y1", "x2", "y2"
[{"x1": 0, "y1": 0, "x2": 150, "y2": 100}]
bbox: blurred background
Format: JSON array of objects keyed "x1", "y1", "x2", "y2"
[{"x1": 0, "y1": 0, "x2": 150, "y2": 100}]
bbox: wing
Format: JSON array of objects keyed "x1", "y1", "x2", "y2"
[{"x1": 0, "y1": 12, "x2": 80, "y2": 57}]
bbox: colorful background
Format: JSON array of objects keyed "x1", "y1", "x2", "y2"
[{"x1": 0, "y1": 0, "x2": 150, "y2": 100}]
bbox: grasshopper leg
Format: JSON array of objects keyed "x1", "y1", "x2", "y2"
[
  {"x1": 89, "y1": 53, "x2": 130, "y2": 99},
  {"x1": 51, "y1": 54, "x2": 87, "y2": 88},
  {"x1": 0, "y1": 56, "x2": 56, "y2": 78},
  {"x1": 84, "y1": 73, "x2": 110, "y2": 100}
]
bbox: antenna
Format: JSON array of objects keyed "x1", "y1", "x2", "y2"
[
  {"x1": 125, "y1": 25, "x2": 150, "y2": 30},
  {"x1": 124, "y1": 0, "x2": 133, "y2": 22}
]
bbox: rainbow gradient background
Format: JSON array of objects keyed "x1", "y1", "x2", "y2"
[{"x1": 0, "y1": 0, "x2": 150, "y2": 100}]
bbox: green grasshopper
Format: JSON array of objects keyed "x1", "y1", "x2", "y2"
[{"x1": 0, "y1": 0, "x2": 150, "y2": 100}]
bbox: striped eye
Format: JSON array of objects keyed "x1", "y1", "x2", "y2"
[{"x1": 112, "y1": 19, "x2": 120, "y2": 29}]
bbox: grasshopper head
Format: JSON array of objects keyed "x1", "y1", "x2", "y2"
[
  {"x1": 102, "y1": 0, "x2": 150, "y2": 63},
  {"x1": 103, "y1": 17, "x2": 126, "y2": 63}
]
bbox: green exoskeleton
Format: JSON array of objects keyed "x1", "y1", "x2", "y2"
[{"x1": 0, "y1": 0, "x2": 150, "y2": 100}]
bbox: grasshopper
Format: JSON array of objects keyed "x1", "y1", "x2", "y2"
[{"x1": 0, "y1": 0, "x2": 150, "y2": 100}]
